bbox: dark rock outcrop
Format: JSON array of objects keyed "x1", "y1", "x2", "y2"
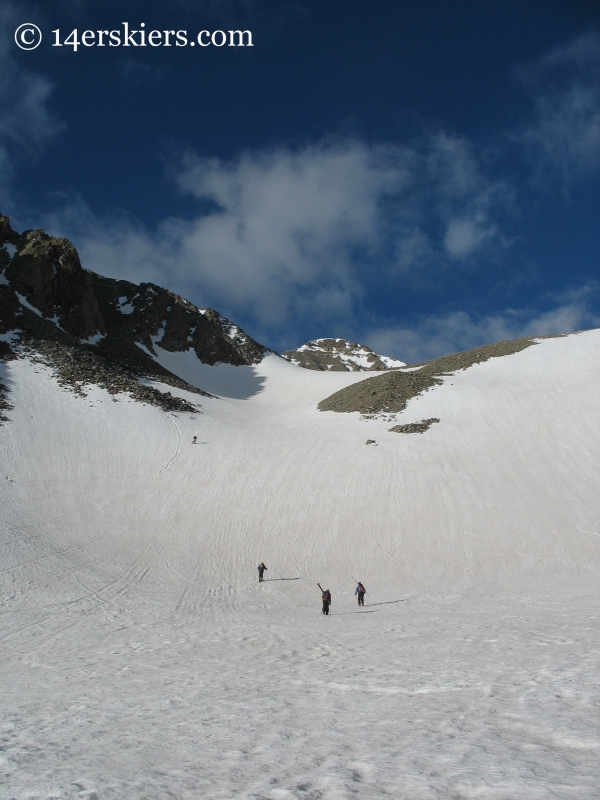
[
  {"x1": 90, "y1": 274, "x2": 268, "y2": 367},
  {"x1": 0, "y1": 214, "x2": 272, "y2": 415},
  {"x1": 4, "y1": 223, "x2": 105, "y2": 339}
]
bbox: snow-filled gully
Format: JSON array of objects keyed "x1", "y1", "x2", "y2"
[{"x1": 1, "y1": 332, "x2": 600, "y2": 799}]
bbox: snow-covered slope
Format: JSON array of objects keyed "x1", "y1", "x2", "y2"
[
  {"x1": 4, "y1": 330, "x2": 599, "y2": 592},
  {"x1": 282, "y1": 337, "x2": 406, "y2": 371},
  {"x1": 2, "y1": 330, "x2": 600, "y2": 799}
]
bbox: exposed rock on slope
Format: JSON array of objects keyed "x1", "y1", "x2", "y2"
[
  {"x1": 318, "y1": 337, "x2": 548, "y2": 415},
  {"x1": 90, "y1": 274, "x2": 267, "y2": 367},
  {"x1": 6, "y1": 228, "x2": 104, "y2": 339},
  {"x1": 0, "y1": 215, "x2": 272, "y2": 413},
  {"x1": 282, "y1": 338, "x2": 405, "y2": 371},
  {"x1": 389, "y1": 418, "x2": 440, "y2": 434}
]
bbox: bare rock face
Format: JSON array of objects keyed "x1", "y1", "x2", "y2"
[
  {"x1": 0, "y1": 215, "x2": 270, "y2": 368},
  {"x1": 0, "y1": 279, "x2": 19, "y2": 336},
  {"x1": 0, "y1": 215, "x2": 19, "y2": 248},
  {"x1": 0, "y1": 214, "x2": 273, "y2": 415},
  {"x1": 4, "y1": 224, "x2": 105, "y2": 339},
  {"x1": 282, "y1": 338, "x2": 405, "y2": 372},
  {"x1": 90, "y1": 274, "x2": 269, "y2": 366}
]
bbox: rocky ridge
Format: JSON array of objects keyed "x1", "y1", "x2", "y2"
[
  {"x1": 282, "y1": 338, "x2": 405, "y2": 372},
  {"x1": 317, "y1": 336, "x2": 561, "y2": 420},
  {"x1": 0, "y1": 215, "x2": 272, "y2": 415}
]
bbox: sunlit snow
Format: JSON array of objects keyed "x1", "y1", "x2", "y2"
[{"x1": 1, "y1": 332, "x2": 600, "y2": 799}]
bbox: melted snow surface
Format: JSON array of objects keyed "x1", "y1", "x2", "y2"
[{"x1": 1, "y1": 332, "x2": 600, "y2": 799}]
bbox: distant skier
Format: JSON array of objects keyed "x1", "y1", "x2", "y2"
[
  {"x1": 355, "y1": 582, "x2": 366, "y2": 606},
  {"x1": 192, "y1": 436, "x2": 197, "y2": 444},
  {"x1": 321, "y1": 588, "x2": 332, "y2": 615},
  {"x1": 258, "y1": 562, "x2": 267, "y2": 582}
]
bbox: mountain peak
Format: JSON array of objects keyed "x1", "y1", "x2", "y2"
[{"x1": 281, "y1": 338, "x2": 405, "y2": 372}]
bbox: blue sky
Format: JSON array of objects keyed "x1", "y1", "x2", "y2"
[{"x1": 1, "y1": 0, "x2": 599, "y2": 360}]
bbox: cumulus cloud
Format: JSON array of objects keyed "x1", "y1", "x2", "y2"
[
  {"x1": 44, "y1": 142, "x2": 410, "y2": 331},
  {"x1": 44, "y1": 132, "x2": 514, "y2": 346},
  {"x1": 366, "y1": 283, "x2": 600, "y2": 364},
  {"x1": 172, "y1": 142, "x2": 410, "y2": 323},
  {"x1": 518, "y1": 31, "x2": 600, "y2": 186}
]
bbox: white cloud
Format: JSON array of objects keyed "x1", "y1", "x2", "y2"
[
  {"x1": 171, "y1": 142, "x2": 411, "y2": 323},
  {"x1": 44, "y1": 133, "x2": 513, "y2": 344},
  {"x1": 518, "y1": 31, "x2": 600, "y2": 186},
  {"x1": 43, "y1": 142, "x2": 408, "y2": 331},
  {"x1": 444, "y1": 216, "x2": 496, "y2": 259},
  {"x1": 366, "y1": 283, "x2": 600, "y2": 364}
]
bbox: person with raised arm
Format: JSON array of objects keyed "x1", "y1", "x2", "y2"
[{"x1": 318, "y1": 583, "x2": 331, "y2": 615}]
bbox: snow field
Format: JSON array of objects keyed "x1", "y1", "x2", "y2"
[{"x1": 1, "y1": 330, "x2": 600, "y2": 798}]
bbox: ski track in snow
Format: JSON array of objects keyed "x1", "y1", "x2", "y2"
[
  {"x1": 1, "y1": 337, "x2": 600, "y2": 799},
  {"x1": 159, "y1": 415, "x2": 183, "y2": 474}
]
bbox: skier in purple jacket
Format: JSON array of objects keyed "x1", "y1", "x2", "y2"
[{"x1": 355, "y1": 582, "x2": 366, "y2": 606}]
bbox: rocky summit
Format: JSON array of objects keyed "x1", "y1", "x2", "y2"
[
  {"x1": 281, "y1": 338, "x2": 406, "y2": 372},
  {"x1": 0, "y1": 215, "x2": 271, "y2": 413}
]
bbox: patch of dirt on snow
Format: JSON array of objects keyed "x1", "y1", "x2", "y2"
[{"x1": 318, "y1": 335, "x2": 559, "y2": 415}]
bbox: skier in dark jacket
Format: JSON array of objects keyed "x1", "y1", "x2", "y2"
[
  {"x1": 322, "y1": 589, "x2": 332, "y2": 615},
  {"x1": 355, "y1": 582, "x2": 366, "y2": 606},
  {"x1": 258, "y1": 562, "x2": 267, "y2": 582}
]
